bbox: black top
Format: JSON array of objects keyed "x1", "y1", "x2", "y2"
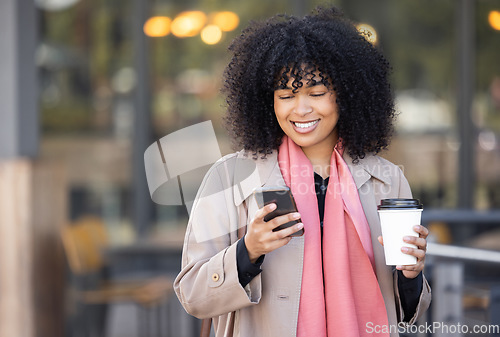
[
  {"x1": 236, "y1": 172, "x2": 422, "y2": 321},
  {"x1": 314, "y1": 172, "x2": 329, "y2": 230}
]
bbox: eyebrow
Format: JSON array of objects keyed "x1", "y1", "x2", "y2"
[{"x1": 279, "y1": 82, "x2": 325, "y2": 90}]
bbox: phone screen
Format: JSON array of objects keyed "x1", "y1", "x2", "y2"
[{"x1": 253, "y1": 186, "x2": 304, "y2": 236}]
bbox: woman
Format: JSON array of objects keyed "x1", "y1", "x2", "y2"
[{"x1": 174, "y1": 6, "x2": 431, "y2": 337}]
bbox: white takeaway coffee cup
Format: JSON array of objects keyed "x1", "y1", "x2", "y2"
[{"x1": 377, "y1": 199, "x2": 423, "y2": 266}]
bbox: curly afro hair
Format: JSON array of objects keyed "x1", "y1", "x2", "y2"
[{"x1": 222, "y1": 6, "x2": 396, "y2": 162}]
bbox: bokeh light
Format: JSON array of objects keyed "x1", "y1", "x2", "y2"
[
  {"x1": 201, "y1": 25, "x2": 222, "y2": 45},
  {"x1": 356, "y1": 23, "x2": 378, "y2": 45},
  {"x1": 171, "y1": 11, "x2": 207, "y2": 38},
  {"x1": 489, "y1": 11, "x2": 500, "y2": 31},
  {"x1": 35, "y1": 0, "x2": 79, "y2": 11},
  {"x1": 143, "y1": 16, "x2": 171, "y2": 37},
  {"x1": 211, "y1": 11, "x2": 239, "y2": 32}
]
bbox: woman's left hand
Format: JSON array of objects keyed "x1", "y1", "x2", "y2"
[{"x1": 377, "y1": 224, "x2": 429, "y2": 279}]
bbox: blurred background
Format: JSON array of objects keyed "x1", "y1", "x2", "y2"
[{"x1": 1, "y1": 0, "x2": 500, "y2": 336}]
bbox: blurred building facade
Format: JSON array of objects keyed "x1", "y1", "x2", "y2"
[
  {"x1": 1, "y1": 0, "x2": 500, "y2": 336},
  {"x1": 35, "y1": 0, "x2": 500, "y2": 241}
]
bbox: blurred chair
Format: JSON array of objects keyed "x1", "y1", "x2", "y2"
[{"x1": 61, "y1": 216, "x2": 174, "y2": 337}]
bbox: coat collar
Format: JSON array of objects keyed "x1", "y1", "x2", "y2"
[
  {"x1": 232, "y1": 149, "x2": 392, "y2": 206},
  {"x1": 341, "y1": 151, "x2": 392, "y2": 189}
]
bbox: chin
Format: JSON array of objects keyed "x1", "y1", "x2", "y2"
[{"x1": 289, "y1": 137, "x2": 314, "y2": 148}]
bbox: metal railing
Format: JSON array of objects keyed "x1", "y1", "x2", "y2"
[
  {"x1": 427, "y1": 243, "x2": 500, "y2": 264},
  {"x1": 421, "y1": 209, "x2": 500, "y2": 337}
]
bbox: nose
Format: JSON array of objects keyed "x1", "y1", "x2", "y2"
[{"x1": 294, "y1": 95, "x2": 313, "y2": 116}]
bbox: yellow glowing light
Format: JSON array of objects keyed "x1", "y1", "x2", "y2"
[
  {"x1": 201, "y1": 25, "x2": 222, "y2": 45},
  {"x1": 356, "y1": 23, "x2": 378, "y2": 45},
  {"x1": 143, "y1": 16, "x2": 171, "y2": 37},
  {"x1": 489, "y1": 11, "x2": 500, "y2": 31},
  {"x1": 171, "y1": 11, "x2": 207, "y2": 38},
  {"x1": 211, "y1": 11, "x2": 239, "y2": 32}
]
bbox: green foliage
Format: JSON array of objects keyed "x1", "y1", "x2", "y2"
[{"x1": 42, "y1": 99, "x2": 91, "y2": 132}]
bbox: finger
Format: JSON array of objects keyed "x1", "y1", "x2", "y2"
[
  {"x1": 267, "y1": 236, "x2": 293, "y2": 251},
  {"x1": 413, "y1": 225, "x2": 429, "y2": 238},
  {"x1": 403, "y1": 236, "x2": 427, "y2": 250},
  {"x1": 254, "y1": 203, "x2": 277, "y2": 223},
  {"x1": 396, "y1": 260, "x2": 424, "y2": 270},
  {"x1": 397, "y1": 264, "x2": 423, "y2": 275},
  {"x1": 401, "y1": 247, "x2": 426, "y2": 260},
  {"x1": 273, "y1": 222, "x2": 304, "y2": 239},
  {"x1": 268, "y1": 212, "x2": 301, "y2": 231},
  {"x1": 377, "y1": 236, "x2": 384, "y2": 246}
]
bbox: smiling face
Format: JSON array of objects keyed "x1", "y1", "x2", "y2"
[{"x1": 273, "y1": 70, "x2": 339, "y2": 157}]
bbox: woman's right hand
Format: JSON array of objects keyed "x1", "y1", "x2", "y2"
[{"x1": 244, "y1": 203, "x2": 304, "y2": 263}]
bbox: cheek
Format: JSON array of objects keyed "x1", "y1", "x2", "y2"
[
  {"x1": 274, "y1": 112, "x2": 287, "y2": 128},
  {"x1": 273, "y1": 111, "x2": 291, "y2": 135},
  {"x1": 273, "y1": 103, "x2": 286, "y2": 122}
]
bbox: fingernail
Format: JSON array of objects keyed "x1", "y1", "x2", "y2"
[
  {"x1": 403, "y1": 236, "x2": 411, "y2": 242},
  {"x1": 297, "y1": 223, "x2": 304, "y2": 229},
  {"x1": 414, "y1": 225, "x2": 421, "y2": 231},
  {"x1": 269, "y1": 204, "x2": 277, "y2": 210},
  {"x1": 401, "y1": 247, "x2": 409, "y2": 253},
  {"x1": 396, "y1": 265, "x2": 402, "y2": 270},
  {"x1": 292, "y1": 213, "x2": 301, "y2": 219}
]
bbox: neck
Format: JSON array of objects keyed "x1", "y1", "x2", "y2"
[{"x1": 301, "y1": 133, "x2": 338, "y2": 179}]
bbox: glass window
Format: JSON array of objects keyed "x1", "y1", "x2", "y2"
[
  {"x1": 38, "y1": 0, "x2": 136, "y2": 244},
  {"x1": 475, "y1": 0, "x2": 500, "y2": 210},
  {"x1": 38, "y1": 0, "x2": 500, "y2": 246}
]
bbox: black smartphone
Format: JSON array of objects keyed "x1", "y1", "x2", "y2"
[{"x1": 252, "y1": 186, "x2": 304, "y2": 237}]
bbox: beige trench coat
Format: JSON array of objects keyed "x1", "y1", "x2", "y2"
[{"x1": 174, "y1": 150, "x2": 431, "y2": 337}]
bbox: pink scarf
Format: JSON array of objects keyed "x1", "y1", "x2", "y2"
[{"x1": 278, "y1": 136, "x2": 389, "y2": 337}]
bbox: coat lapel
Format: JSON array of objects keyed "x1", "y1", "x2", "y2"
[{"x1": 342, "y1": 152, "x2": 392, "y2": 189}]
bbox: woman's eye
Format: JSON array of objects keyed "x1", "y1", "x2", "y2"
[
  {"x1": 279, "y1": 96, "x2": 293, "y2": 100},
  {"x1": 311, "y1": 92, "x2": 326, "y2": 97}
]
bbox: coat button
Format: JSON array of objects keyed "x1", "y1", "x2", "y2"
[{"x1": 212, "y1": 273, "x2": 220, "y2": 282}]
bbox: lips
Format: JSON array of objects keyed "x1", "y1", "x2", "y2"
[{"x1": 292, "y1": 119, "x2": 319, "y2": 133}]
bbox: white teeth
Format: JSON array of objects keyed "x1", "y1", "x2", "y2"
[{"x1": 294, "y1": 120, "x2": 319, "y2": 128}]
